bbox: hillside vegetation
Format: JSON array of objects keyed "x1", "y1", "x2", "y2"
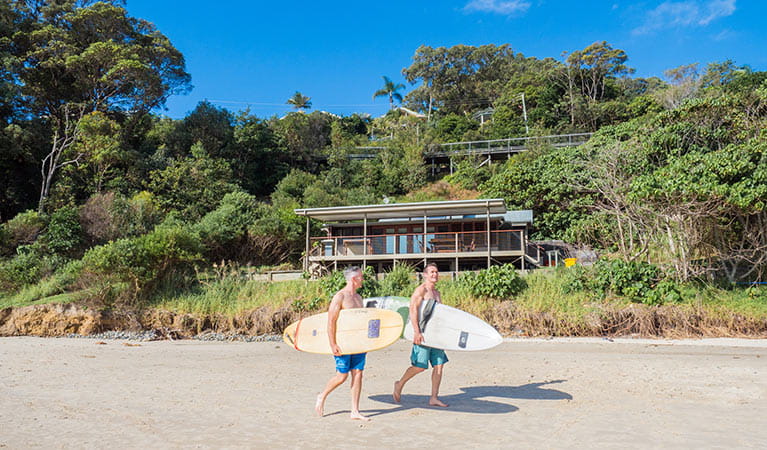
[{"x1": 1, "y1": 2, "x2": 766, "y2": 335}]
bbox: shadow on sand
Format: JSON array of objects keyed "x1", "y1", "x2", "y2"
[{"x1": 359, "y1": 380, "x2": 571, "y2": 417}]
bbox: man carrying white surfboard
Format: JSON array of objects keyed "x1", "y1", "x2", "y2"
[
  {"x1": 315, "y1": 266, "x2": 372, "y2": 421},
  {"x1": 392, "y1": 263, "x2": 449, "y2": 408}
]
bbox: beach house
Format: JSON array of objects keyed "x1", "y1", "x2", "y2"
[{"x1": 295, "y1": 199, "x2": 553, "y2": 277}]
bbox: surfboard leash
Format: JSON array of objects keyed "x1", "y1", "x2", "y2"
[{"x1": 293, "y1": 317, "x2": 303, "y2": 350}]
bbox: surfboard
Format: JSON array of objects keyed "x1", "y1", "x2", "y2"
[
  {"x1": 403, "y1": 301, "x2": 502, "y2": 351},
  {"x1": 363, "y1": 296, "x2": 411, "y2": 334},
  {"x1": 283, "y1": 308, "x2": 403, "y2": 355}
]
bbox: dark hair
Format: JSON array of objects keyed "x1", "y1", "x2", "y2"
[{"x1": 423, "y1": 263, "x2": 438, "y2": 272}]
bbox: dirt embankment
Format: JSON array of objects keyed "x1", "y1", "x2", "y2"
[
  {"x1": 0, "y1": 303, "x2": 298, "y2": 338},
  {"x1": 2, "y1": 301, "x2": 767, "y2": 338}
]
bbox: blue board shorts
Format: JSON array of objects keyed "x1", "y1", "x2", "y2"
[
  {"x1": 334, "y1": 353, "x2": 366, "y2": 373},
  {"x1": 410, "y1": 344, "x2": 448, "y2": 369}
]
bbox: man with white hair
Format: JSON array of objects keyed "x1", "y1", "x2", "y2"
[{"x1": 315, "y1": 266, "x2": 371, "y2": 421}]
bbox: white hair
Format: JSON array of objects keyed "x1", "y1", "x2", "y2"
[{"x1": 343, "y1": 266, "x2": 362, "y2": 281}]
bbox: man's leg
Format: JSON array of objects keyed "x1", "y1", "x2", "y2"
[
  {"x1": 316, "y1": 371, "x2": 348, "y2": 417},
  {"x1": 393, "y1": 365, "x2": 425, "y2": 402},
  {"x1": 429, "y1": 364, "x2": 448, "y2": 407},
  {"x1": 349, "y1": 369, "x2": 370, "y2": 421}
]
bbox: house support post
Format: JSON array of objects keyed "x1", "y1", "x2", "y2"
[
  {"x1": 304, "y1": 217, "x2": 310, "y2": 273},
  {"x1": 363, "y1": 214, "x2": 367, "y2": 270},
  {"x1": 423, "y1": 211, "x2": 428, "y2": 268},
  {"x1": 486, "y1": 202, "x2": 491, "y2": 268}
]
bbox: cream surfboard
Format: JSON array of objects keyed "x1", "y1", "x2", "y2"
[
  {"x1": 403, "y1": 301, "x2": 502, "y2": 351},
  {"x1": 283, "y1": 308, "x2": 403, "y2": 355}
]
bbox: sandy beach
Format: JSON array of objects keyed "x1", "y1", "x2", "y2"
[{"x1": 1, "y1": 336, "x2": 766, "y2": 449}]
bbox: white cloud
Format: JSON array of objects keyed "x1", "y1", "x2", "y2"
[
  {"x1": 464, "y1": 0, "x2": 531, "y2": 15},
  {"x1": 633, "y1": 0, "x2": 736, "y2": 35}
]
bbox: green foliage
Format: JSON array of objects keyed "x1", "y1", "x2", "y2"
[
  {"x1": 0, "y1": 210, "x2": 46, "y2": 256},
  {"x1": 193, "y1": 191, "x2": 259, "y2": 261},
  {"x1": 291, "y1": 296, "x2": 326, "y2": 312},
  {"x1": 432, "y1": 114, "x2": 478, "y2": 142},
  {"x1": 455, "y1": 264, "x2": 527, "y2": 299},
  {"x1": 378, "y1": 264, "x2": 418, "y2": 296},
  {"x1": 480, "y1": 146, "x2": 591, "y2": 239},
  {"x1": 81, "y1": 221, "x2": 203, "y2": 302},
  {"x1": 0, "y1": 251, "x2": 47, "y2": 292},
  {"x1": 79, "y1": 191, "x2": 163, "y2": 246},
  {"x1": 147, "y1": 143, "x2": 240, "y2": 220},
  {"x1": 444, "y1": 156, "x2": 494, "y2": 190},
  {"x1": 643, "y1": 279, "x2": 684, "y2": 306},
  {"x1": 40, "y1": 206, "x2": 83, "y2": 258},
  {"x1": 318, "y1": 266, "x2": 379, "y2": 300},
  {"x1": 590, "y1": 259, "x2": 660, "y2": 300},
  {"x1": 563, "y1": 259, "x2": 682, "y2": 306}
]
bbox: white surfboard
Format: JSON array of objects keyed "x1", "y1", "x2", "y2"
[{"x1": 403, "y1": 301, "x2": 502, "y2": 351}]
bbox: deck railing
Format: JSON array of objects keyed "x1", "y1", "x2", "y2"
[
  {"x1": 309, "y1": 229, "x2": 524, "y2": 258},
  {"x1": 432, "y1": 132, "x2": 593, "y2": 156}
]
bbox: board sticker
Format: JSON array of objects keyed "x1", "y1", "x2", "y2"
[
  {"x1": 368, "y1": 319, "x2": 381, "y2": 338},
  {"x1": 458, "y1": 331, "x2": 469, "y2": 349}
]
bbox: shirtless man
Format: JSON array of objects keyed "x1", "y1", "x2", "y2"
[
  {"x1": 315, "y1": 266, "x2": 371, "y2": 421},
  {"x1": 392, "y1": 263, "x2": 449, "y2": 407}
]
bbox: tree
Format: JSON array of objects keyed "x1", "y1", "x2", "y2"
[
  {"x1": 10, "y1": 1, "x2": 190, "y2": 213},
  {"x1": 560, "y1": 41, "x2": 635, "y2": 129},
  {"x1": 403, "y1": 44, "x2": 515, "y2": 115},
  {"x1": 287, "y1": 91, "x2": 312, "y2": 112},
  {"x1": 372, "y1": 76, "x2": 405, "y2": 110},
  {"x1": 147, "y1": 143, "x2": 239, "y2": 220}
]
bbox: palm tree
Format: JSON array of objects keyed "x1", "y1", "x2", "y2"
[
  {"x1": 287, "y1": 91, "x2": 312, "y2": 112},
  {"x1": 372, "y1": 76, "x2": 405, "y2": 110}
]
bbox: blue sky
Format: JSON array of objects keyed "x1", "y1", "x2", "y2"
[{"x1": 125, "y1": 0, "x2": 766, "y2": 119}]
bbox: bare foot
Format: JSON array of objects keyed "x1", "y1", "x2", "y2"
[
  {"x1": 429, "y1": 398, "x2": 448, "y2": 407},
  {"x1": 315, "y1": 394, "x2": 324, "y2": 417},
  {"x1": 393, "y1": 381, "x2": 402, "y2": 403},
  {"x1": 350, "y1": 411, "x2": 371, "y2": 422}
]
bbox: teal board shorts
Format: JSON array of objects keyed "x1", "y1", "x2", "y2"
[
  {"x1": 334, "y1": 353, "x2": 366, "y2": 373},
  {"x1": 410, "y1": 344, "x2": 448, "y2": 369}
]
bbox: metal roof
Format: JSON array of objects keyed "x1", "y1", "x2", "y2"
[{"x1": 294, "y1": 199, "x2": 508, "y2": 221}]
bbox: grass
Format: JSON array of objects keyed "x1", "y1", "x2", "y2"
[
  {"x1": 150, "y1": 278, "x2": 324, "y2": 316},
  {"x1": 0, "y1": 272, "x2": 83, "y2": 309},
  {"x1": 3, "y1": 265, "x2": 767, "y2": 337}
]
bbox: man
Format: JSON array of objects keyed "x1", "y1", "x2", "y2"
[
  {"x1": 392, "y1": 263, "x2": 449, "y2": 407},
  {"x1": 315, "y1": 266, "x2": 371, "y2": 421}
]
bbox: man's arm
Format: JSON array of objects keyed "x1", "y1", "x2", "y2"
[
  {"x1": 409, "y1": 287, "x2": 424, "y2": 345},
  {"x1": 327, "y1": 292, "x2": 343, "y2": 355}
]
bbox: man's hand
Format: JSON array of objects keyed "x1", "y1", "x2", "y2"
[
  {"x1": 331, "y1": 343, "x2": 342, "y2": 356},
  {"x1": 413, "y1": 331, "x2": 424, "y2": 346}
]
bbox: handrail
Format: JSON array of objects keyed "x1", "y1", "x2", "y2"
[
  {"x1": 350, "y1": 132, "x2": 593, "y2": 156},
  {"x1": 309, "y1": 229, "x2": 525, "y2": 257},
  {"x1": 310, "y1": 229, "x2": 524, "y2": 241},
  {"x1": 438, "y1": 132, "x2": 593, "y2": 149}
]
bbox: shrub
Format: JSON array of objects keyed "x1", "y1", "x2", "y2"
[
  {"x1": 378, "y1": 263, "x2": 417, "y2": 296},
  {"x1": 562, "y1": 258, "x2": 682, "y2": 306},
  {"x1": 80, "y1": 192, "x2": 163, "y2": 245},
  {"x1": 456, "y1": 264, "x2": 527, "y2": 299},
  {"x1": 0, "y1": 251, "x2": 46, "y2": 292},
  {"x1": 41, "y1": 206, "x2": 83, "y2": 257},
  {"x1": 643, "y1": 279, "x2": 683, "y2": 306},
  {"x1": 1, "y1": 210, "x2": 46, "y2": 256},
  {"x1": 318, "y1": 266, "x2": 379, "y2": 300},
  {"x1": 194, "y1": 191, "x2": 259, "y2": 261},
  {"x1": 81, "y1": 222, "x2": 203, "y2": 302},
  {"x1": 591, "y1": 259, "x2": 660, "y2": 301}
]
